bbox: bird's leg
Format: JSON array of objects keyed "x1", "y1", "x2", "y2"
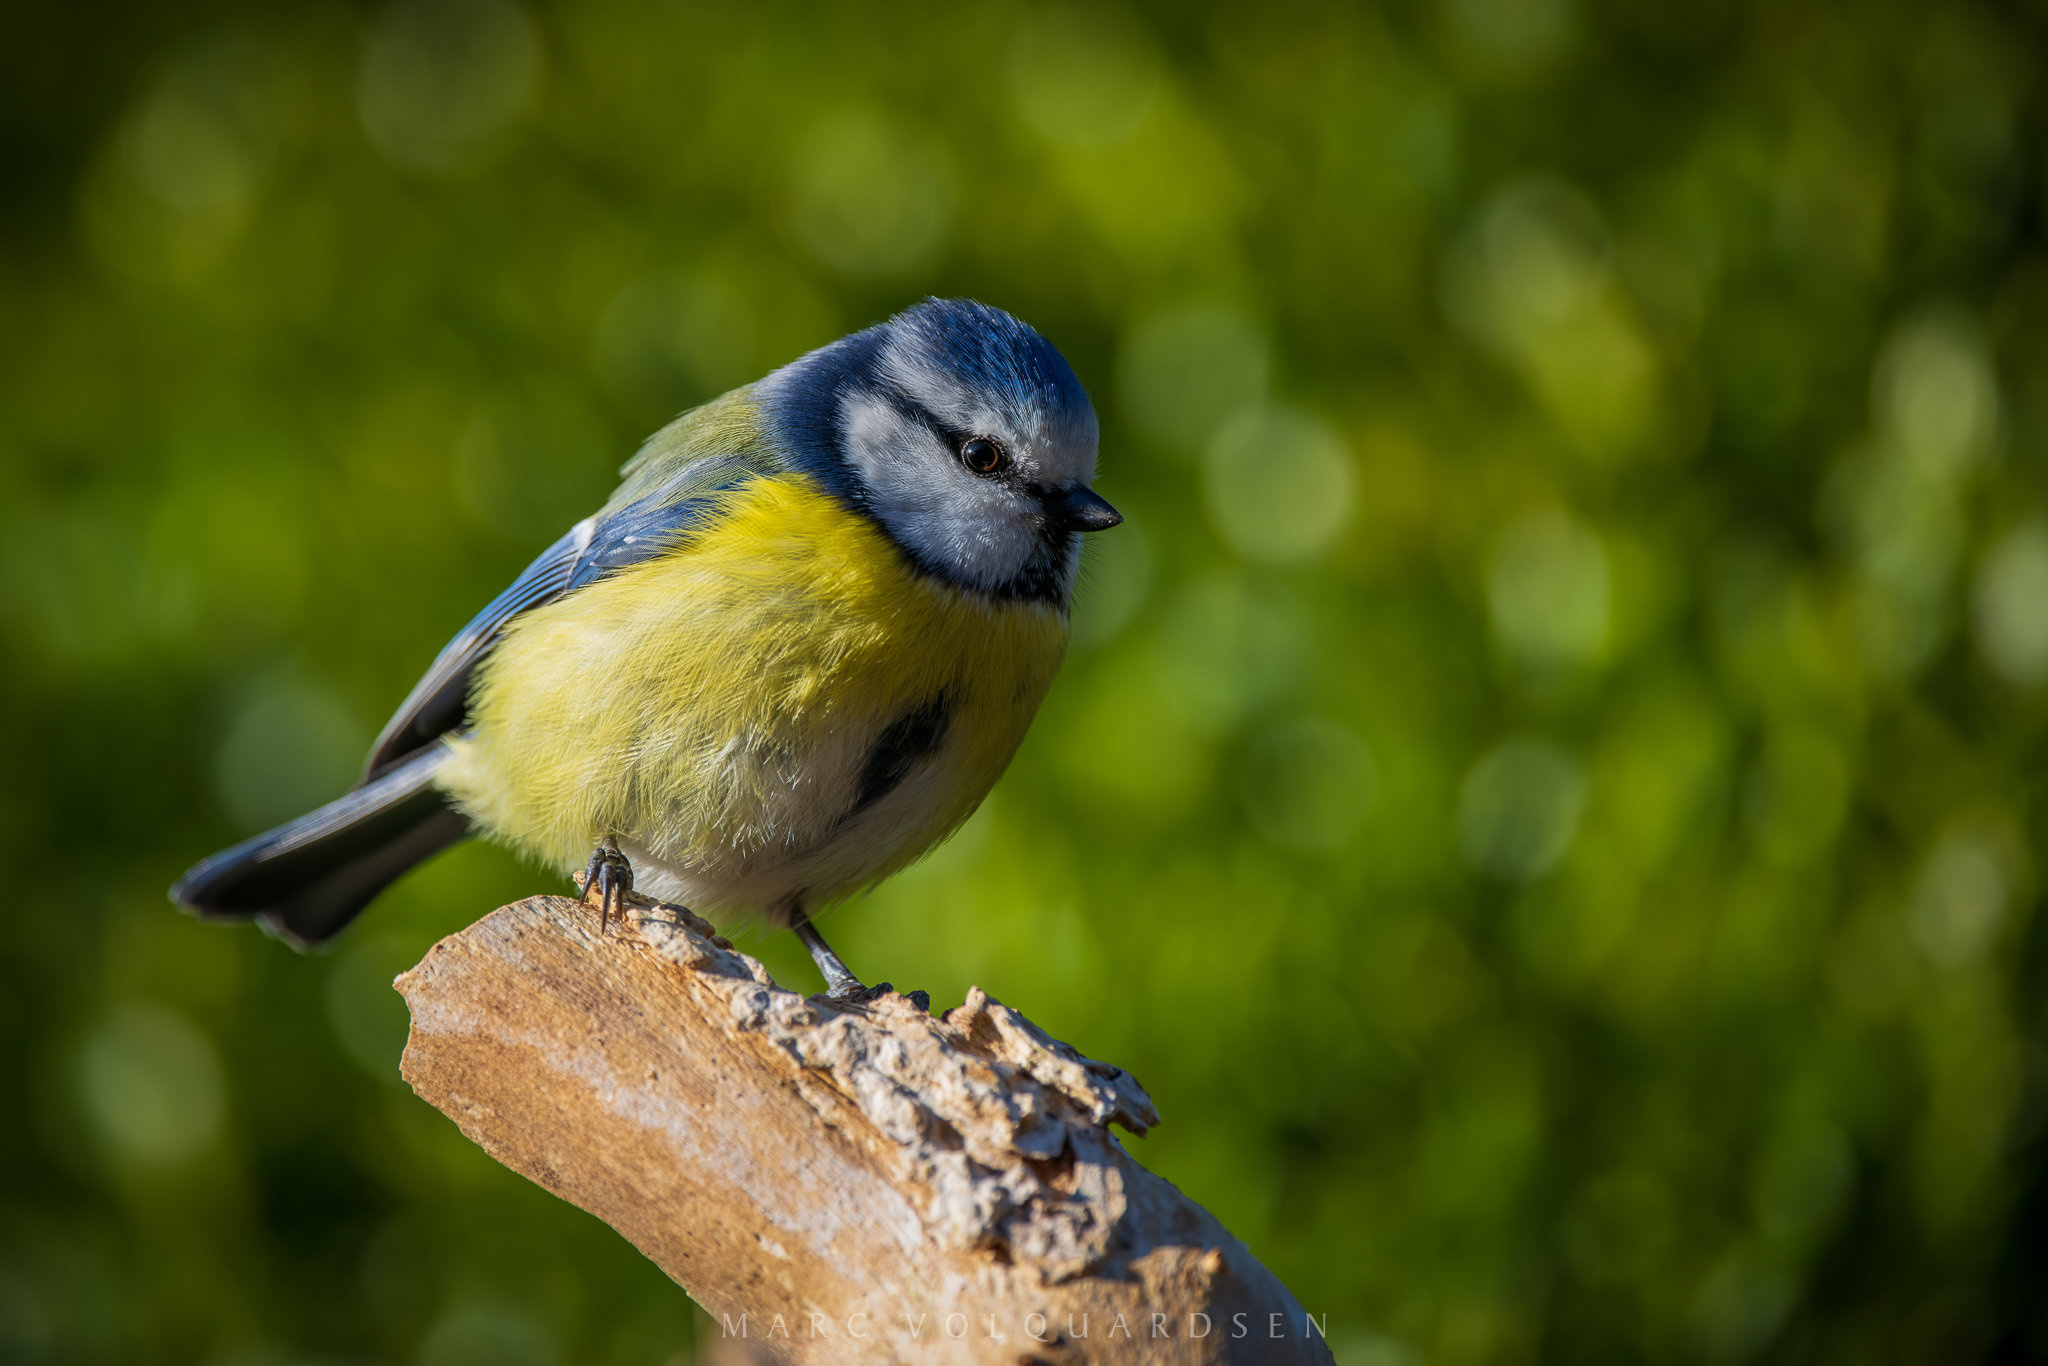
[
  {"x1": 792, "y1": 914, "x2": 929, "y2": 1012},
  {"x1": 581, "y1": 836, "x2": 632, "y2": 933},
  {"x1": 793, "y1": 916, "x2": 873, "y2": 999}
]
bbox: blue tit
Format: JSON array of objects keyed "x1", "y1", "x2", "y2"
[{"x1": 171, "y1": 298, "x2": 1120, "y2": 1000}]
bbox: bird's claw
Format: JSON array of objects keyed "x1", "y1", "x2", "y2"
[
  {"x1": 825, "y1": 981, "x2": 931, "y2": 1013},
  {"x1": 580, "y1": 840, "x2": 633, "y2": 932}
]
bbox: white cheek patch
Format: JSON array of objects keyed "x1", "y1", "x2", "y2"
[{"x1": 839, "y1": 392, "x2": 1043, "y2": 592}]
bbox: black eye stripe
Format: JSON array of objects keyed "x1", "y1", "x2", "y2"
[
  {"x1": 868, "y1": 392, "x2": 1013, "y2": 479},
  {"x1": 878, "y1": 392, "x2": 970, "y2": 448}
]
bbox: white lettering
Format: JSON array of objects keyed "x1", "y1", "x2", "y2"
[
  {"x1": 1069, "y1": 1314, "x2": 1089, "y2": 1339},
  {"x1": 721, "y1": 1314, "x2": 747, "y2": 1338},
  {"x1": 1306, "y1": 1312, "x2": 1328, "y2": 1339},
  {"x1": 945, "y1": 1314, "x2": 968, "y2": 1340},
  {"x1": 1189, "y1": 1313, "x2": 1212, "y2": 1338},
  {"x1": 1026, "y1": 1313, "x2": 1050, "y2": 1343},
  {"x1": 1151, "y1": 1313, "x2": 1168, "y2": 1338},
  {"x1": 1110, "y1": 1314, "x2": 1132, "y2": 1339},
  {"x1": 904, "y1": 1313, "x2": 928, "y2": 1338},
  {"x1": 987, "y1": 1314, "x2": 1005, "y2": 1341},
  {"x1": 848, "y1": 1313, "x2": 868, "y2": 1340},
  {"x1": 767, "y1": 1315, "x2": 788, "y2": 1339},
  {"x1": 807, "y1": 1313, "x2": 826, "y2": 1338},
  {"x1": 1269, "y1": 1312, "x2": 1285, "y2": 1339},
  {"x1": 1232, "y1": 1313, "x2": 1249, "y2": 1339}
]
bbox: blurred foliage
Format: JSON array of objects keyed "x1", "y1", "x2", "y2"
[{"x1": 5, "y1": 1, "x2": 2048, "y2": 1362}]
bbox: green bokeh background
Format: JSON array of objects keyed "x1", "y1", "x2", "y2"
[{"x1": 6, "y1": 2, "x2": 2048, "y2": 1362}]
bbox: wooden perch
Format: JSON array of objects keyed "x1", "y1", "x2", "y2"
[{"x1": 395, "y1": 892, "x2": 1334, "y2": 1365}]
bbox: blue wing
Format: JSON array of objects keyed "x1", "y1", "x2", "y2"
[{"x1": 359, "y1": 448, "x2": 769, "y2": 782}]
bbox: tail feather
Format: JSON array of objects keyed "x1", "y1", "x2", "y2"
[{"x1": 171, "y1": 746, "x2": 469, "y2": 948}]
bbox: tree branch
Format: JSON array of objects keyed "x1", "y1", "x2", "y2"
[{"x1": 396, "y1": 893, "x2": 1334, "y2": 1364}]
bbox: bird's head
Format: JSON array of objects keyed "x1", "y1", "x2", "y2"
[{"x1": 762, "y1": 298, "x2": 1118, "y2": 605}]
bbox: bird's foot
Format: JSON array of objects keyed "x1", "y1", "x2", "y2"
[
  {"x1": 825, "y1": 980, "x2": 930, "y2": 1012},
  {"x1": 793, "y1": 916, "x2": 928, "y2": 1012},
  {"x1": 580, "y1": 838, "x2": 632, "y2": 932}
]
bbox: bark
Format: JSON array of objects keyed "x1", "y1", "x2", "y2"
[{"x1": 395, "y1": 891, "x2": 1335, "y2": 1365}]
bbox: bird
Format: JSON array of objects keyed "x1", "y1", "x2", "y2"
[{"x1": 171, "y1": 298, "x2": 1120, "y2": 1002}]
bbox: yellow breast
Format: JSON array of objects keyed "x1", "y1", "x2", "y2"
[{"x1": 437, "y1": 474, "x2": 1069, "y2": 917}]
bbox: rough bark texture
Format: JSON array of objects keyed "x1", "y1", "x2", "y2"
[{"x1": 396, "y1": 892, "x2": 1334, "y2": 1365}]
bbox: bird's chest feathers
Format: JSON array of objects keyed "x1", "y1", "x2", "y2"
[{"x1": 458, "y1": 477, "x2": 1068, "y2": 884}]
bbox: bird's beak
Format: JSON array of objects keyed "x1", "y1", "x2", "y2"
[{"x1": 1044, "y1": 485, "x2": 1123, "y2": 533}]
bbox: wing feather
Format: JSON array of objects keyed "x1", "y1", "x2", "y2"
[{"x1": 359, "y1": 435, "x2": 778, "y2": 783}]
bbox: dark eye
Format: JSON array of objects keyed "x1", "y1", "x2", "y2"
[{"x1": 959, "y1": 436, "x2": 1008, "y2": 476}]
